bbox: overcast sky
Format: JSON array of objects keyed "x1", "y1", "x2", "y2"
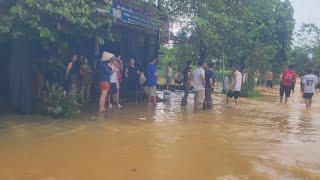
[{"x1": 290, "y1": 0, "x2": 320, "y2": 30}]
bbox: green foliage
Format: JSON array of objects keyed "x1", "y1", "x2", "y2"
[
  {"x1": 162, "y1": 0, "x2": 295, "y2": 91},
  {"x1": 48, "y1": 83, "x2": 78, "y2": 118},
  {"x1": 240, "y1": 84, "x2": 262, "y2": 98},
  {"x1": 0, "y1": 0, "x2": 113, "y2": 45},
  {"x1": 291, "y1": 23, "x2": 320, "y2": 74}
]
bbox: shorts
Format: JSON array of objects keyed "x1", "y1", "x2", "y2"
[
  {"x1": 147, "y1": 86, "x2": 157, "y2": 97},
  {"x1": 100, "y1": 81, "x2": 110, "y2": 91},
  {"x1": 280, "y1": 85, "x2": 291, "y2": 98},
  {"x1": 303, "y1": 93, "x2": 314, "y2": 99},
  {"x1": 266, "y1": 80, "x2": 273, "y2": 88},
  {"x1": 110, "y1": 83, "x2": 119, "y2": 94},
  {"x1": 194, "y1": 90, "x2": 205, "y2": 104},
  {"x1": 227, "y1": 90, "x2": 240, "y2": 99}
]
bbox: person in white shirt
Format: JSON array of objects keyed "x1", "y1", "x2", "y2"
[
  {"x1": 109, "y1": 59, "x2": 122, "y2": 108},
  {"x1": 226, "y1": 65, "x2": 242, "y2": 106},
  {"x1": 193, "y1": 61, "x2": 206, "y2": 112},
  {"x1": 302, "y1": 69, "x2": 318, "y2": 109}
]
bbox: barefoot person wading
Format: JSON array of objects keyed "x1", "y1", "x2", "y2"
[
  {"x1": 226, "y1": 65, "x2": 242, "y2": 106},
  {"x1": 97, "y1": 52, "x2": 113, "y2": 113},
  {"x1": 193, "y1": 61, "x2": 206, "y2": 112},
  {"x1": 302, "y1": 69, "x2": 318, "y2": 109},
  {"x1": 280, "y1": 65, "x2": 296, "y2": 104}
]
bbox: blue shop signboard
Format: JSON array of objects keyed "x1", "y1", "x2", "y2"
[{"x1": 109, "y1": 0, "x2": 158, "y2": 31}]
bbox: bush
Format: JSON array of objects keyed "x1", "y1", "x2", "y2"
[
  {"x1": 240, "y1": 84, "x2": 262, "y2": 98},
  {"x1": 48, "y1": 83, "x2": 78, "y2": 118}
]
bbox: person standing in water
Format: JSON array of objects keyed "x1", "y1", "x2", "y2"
[
  {"x1": 125, "y1": 58, "x2": 140, "y2": 103},
  {"x1": 266, "y1": 70, "x2": 274, "y2": 91},
  {"x1": 181, "y1": 61, "x2": 193, "y2": 106},
  {"x1": 98, "y1": 52, "x2": 113, "y2": 113},
  {"x1": 109, "y1": 58, "x2": 122, "y2": 109},
  {"x1": 280, "y1": 65, "x2": 296, "y2": 104},
  {"x1": 226, "y1": 65, "x2": 242, "y2": 106},
  {"x1": 302, "y1": 69, "x2": 318, "y2": 109},
  {"x1": 204, "y1": 62, "x2": 215, "y2": 109},
  {"x1": 193, "y1": 60, "x2": 206, "y2": 112},
  {"x1": 79, "y1": 57, "x2": 93, "y2": 103},
  {"x1": 65, "y1": 54, "x2": 79, "y2": 95},
  {"x1": 146, "y1": 58, "x2": 157, "y2": 107},
  {"x1": 165, "y1": 62, "x2": 173, "y2": 90}
]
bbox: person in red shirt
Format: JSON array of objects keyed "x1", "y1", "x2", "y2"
[{"x1": 280, "y1": 65, "x2": 297, "y2": 103}]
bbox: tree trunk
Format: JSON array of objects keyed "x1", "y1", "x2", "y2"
[{"x1": 199, "y1": 39, "x2": 207, "y2": 62}]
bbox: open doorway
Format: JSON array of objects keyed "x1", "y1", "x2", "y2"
[{"x1": 0, "y1": 38, "x2": 11, "y2": 113}]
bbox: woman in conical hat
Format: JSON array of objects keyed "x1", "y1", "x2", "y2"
[{"x1": 98, "y1": 52, "x2": 114, "y2": 113}]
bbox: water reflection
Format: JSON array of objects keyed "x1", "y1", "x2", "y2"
[{"x1": 0, "y1": 89, "x2": 320, "y2": 179}]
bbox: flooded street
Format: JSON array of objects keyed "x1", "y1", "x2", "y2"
[{"x1": 1, "y1": 89, "x2": 320, "y2": 180}]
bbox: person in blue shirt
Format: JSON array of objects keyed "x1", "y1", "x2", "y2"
[
  {"x1": 146, "y1": 58, "x2": 157, "y2": 106},
  {"x1": 204, "y1": 62, "x2": 216, "y2": 109},
  {"x1": 98, "y1": 52, "x2": 113, "y2": 113}
]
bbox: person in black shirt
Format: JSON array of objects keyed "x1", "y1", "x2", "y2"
[
  {"x1": 181, "y1": 61, "x2": 193, "y2": 106},
  {"x1": 65, "y1": 54, "x2": 79, "y2": 95},
  {"x1": 125, "y1": 58, "x2": 140, "y2": 102},
  {"x1": 204, "y1": 62, "x2": 216, "y2": 109}
]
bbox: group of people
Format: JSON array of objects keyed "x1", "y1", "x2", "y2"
[
  {"x1": 96, "y1": 52, "x2": 158, "y2": 113},
  {"x1": 164, "y1": 60, "x2": 243, "y2": 112},
  {"x1": 174, "y1": 61, "x2": 320, "y2": 112},
  {"x1": 280, "y1": 65, "x2": 320, "y2": 109},
  {"x1": 35, "y1": 51, "x2": 320, "y2": 114}
]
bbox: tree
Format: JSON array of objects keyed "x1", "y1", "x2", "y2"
[
  {"x1": 161, "y1": 0, "x2": 295, "y2": 92},
  {"x1": 0, "y1": 0, "x2": 113, "y2": 114},
  {"x1": 0, "y1": 0, "x2": 113, "y2": 46},
  {"x1": 291, "y1": 23, "x2": 320, "y2": 73}
]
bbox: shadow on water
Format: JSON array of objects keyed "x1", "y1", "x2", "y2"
[{"x1": 0, "y1": 88, "x2": 320, "y2": 179}]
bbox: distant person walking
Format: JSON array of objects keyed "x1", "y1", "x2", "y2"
[
  {"x1": 98, "y1": 52, "x2": 113, "y2": 113},
  {"x1": 280, "y1": 65, "x2": 296, "y2": 104},
  {"x1": 181, "y1": 61, "x2": 193, "y2": 106},
  {"x1": 204, "y1": 62, "x2": 216, "y2": 109},
  {"x1": 193, "y1": 61, "x2": 206, "y2": 112},
  {"x1": 266, "y1": 70, "x2": 273, "y2": 90},
  {"x1": 226, "y1": 66, "x2": 242, "y2": 106},
  {"x1": 146, "y1": 58, "x2": 157, "y2": 107},
  {"x1": 302, "y1": 69, "x2": 318, "y2": 109},
  {"x1": 254, "y1": 69, "x2": 260, "y2": 87},
  {"x1": 166, "y1": 62, "x2": 173, "y2": 90}
]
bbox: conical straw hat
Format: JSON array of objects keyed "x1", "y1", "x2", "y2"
[{"x1": 101, "y1": 51, "x2": 114, "y2": 61}]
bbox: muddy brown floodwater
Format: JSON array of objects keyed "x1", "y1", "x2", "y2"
[{"x1": 0, "y1": 88, "x2": 320, "y2": 180}]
